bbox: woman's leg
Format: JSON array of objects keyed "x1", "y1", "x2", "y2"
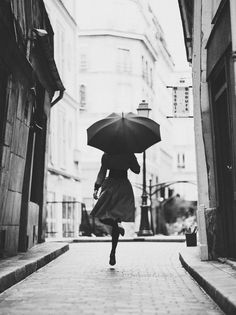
[
  {"x1": 99, "y1": 218, "x2": 122, "y2": 265},
  {"x1": 110, "y1": 223, "x2": 119, "y2": 265}
]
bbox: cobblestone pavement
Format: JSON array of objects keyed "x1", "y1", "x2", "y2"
[{"x1": 0, "y1": 242, "x2": 224, "y2": 315}]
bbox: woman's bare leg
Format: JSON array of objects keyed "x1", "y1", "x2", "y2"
[
  {"x1": 110, "y1": 224, "x2": 119, "y2": 265},
  {"x1": 99, "y1": 218, "x2": 122, "y2": 265}
]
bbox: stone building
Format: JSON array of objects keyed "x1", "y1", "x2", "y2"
[
  {"x1": 76, "y1": 0, "x2": 175, "y2": 234},
  {"x1": 0, "y1": 0, "x2": 64, "y2": 256},
  {"x1": 179, "y1": 0, "x2": 236, "y2": 260},
  {"x1": 44, "y1": 0, "x2": 82, "y2": 239}
]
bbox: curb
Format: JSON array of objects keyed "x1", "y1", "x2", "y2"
[
  {"x1": 0, "y1": 243, "x2": 69, "y2": 294},
  {"x1": 73, "y1": 236, "x2": 186, "y2": 243},
  {"x1": 179, "y1": 252, "x2": 236, "y2": 315}
]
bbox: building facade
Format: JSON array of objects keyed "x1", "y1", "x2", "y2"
[
  {"x1": 76, "y1": 0, "x2": 176, "y2": 234},
  {"x1": 179, "y1": 0, "x2": 236, "y2": 260},
  {"x1": 0, "y1": 0, "x2": 64, "y2": 256},
  {"x1": 44, "y1": 0, "x2": 82, "y2": 238}
]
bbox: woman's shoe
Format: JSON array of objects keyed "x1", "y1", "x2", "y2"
[
  {"x1": 118, "y1": 223, "x2": 125, "y2": 236},
  {"x1": 109, "y1": 253, "x2": 116, "y2": 266}
]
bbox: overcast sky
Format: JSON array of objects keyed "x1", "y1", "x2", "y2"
[{"x1": 148, "y1": 0, "x2": 190, "y2": 71}]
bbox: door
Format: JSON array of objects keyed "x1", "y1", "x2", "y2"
[
  {"x1": 210, "y1": 60, "x2": 236, "y2": 258},
  {"x1": 18, "y1": 81, "x2": 47, "y2": 251},
  {"x1": 18, "y1": 89, "x2": 36, "y2": 251}
]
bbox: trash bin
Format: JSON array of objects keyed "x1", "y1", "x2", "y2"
[{"x1": 185, "y1": 232, "x2": 197, "y2": 247}]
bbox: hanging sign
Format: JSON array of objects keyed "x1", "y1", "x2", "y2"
[{"x1": 172, "y1": 87, "x2": 189, "y2": 116}]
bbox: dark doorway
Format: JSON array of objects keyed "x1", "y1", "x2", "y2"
[
  {"x1": 18, "y1": 81, "x2": 47, "y2": 252},
  {"x1": 30, "y1": 81, "x2": 47, "y2": 244},
  {"x1": 18, "y1": 89, "x2": 36, "y2": 252},
  {"x1": 210, "y1": 60, "x2": 236, "y2": 258}
]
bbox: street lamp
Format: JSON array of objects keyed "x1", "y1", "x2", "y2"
[{"x1": 137, "y1": 100, "x2": 153, "y2": 236}]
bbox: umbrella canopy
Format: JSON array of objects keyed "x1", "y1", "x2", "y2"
[{"x1": 87, "y1": 112, "x2": 161, "y2": 153}]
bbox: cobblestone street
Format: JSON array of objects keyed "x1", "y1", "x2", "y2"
[{"x1": 0, "y1": 242, "x2": 224, "y2": 314}]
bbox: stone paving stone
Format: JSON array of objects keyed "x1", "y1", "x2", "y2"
[{"x1": 0, "y1": 242, "x2": 224, "y2": 314}]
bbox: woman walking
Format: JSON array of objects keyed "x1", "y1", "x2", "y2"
[{"x1": 91, "y1": 152, "x2": 140, "y2": 266}]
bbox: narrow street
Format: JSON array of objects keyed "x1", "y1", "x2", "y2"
[{"x1": 0, "y1": 242, "x2": 223, "y2": 314}]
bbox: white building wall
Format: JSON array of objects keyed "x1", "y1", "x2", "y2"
[
  {"x1": 61, "y1": 0, "x2": 77, "y2": 20},
  {"x1": 77, "y1": 0, "x2": 144, "y2": 32},
  {"x1": 76, "y1": 0, "x2": 176, "y2": 235},
  {"x1": 44, "y1": 0, "x2": 82, "y2": 238}
]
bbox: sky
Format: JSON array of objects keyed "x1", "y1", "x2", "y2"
[{"x1": 148, "y1": 0, "x2": 190, "y2": 71}]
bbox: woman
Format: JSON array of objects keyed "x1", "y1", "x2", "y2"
[{"x1": 91, "y1": 152, "x2": 140, "y2": 266}]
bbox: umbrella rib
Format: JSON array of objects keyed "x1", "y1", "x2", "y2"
[{"x1": 124, "y1": 121, "x2": 143, "y2": 152}]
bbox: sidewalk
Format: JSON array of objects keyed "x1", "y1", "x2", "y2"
[
  {"x1": 0, "y1": 241, "x2": 68, "y2": 293},
  {"x1": 72, "y1": 234, "x2": 186, "y2": 243},
  {"x1": 180, "y1": 246, "x2": 236, "y2": 315}
]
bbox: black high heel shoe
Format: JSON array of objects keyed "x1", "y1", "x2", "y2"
[{"x1": 109, "y1": 253, "x2": 116, "y2": 266}]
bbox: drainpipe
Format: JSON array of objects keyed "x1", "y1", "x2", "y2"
[
  {"x1": 51, "y1": 90, "x2": 64, "y2": 106},
  {"x1": 230, "y1": 0, "x2": 236, "y2": 99}
]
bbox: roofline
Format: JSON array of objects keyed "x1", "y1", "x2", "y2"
[{"x1": 78, "y1": 29, "x2": 159, "y2": 61}]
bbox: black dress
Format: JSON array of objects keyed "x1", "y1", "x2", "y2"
[{"x1": 90, "y1": 153, "x2": 140, "y2": 223}]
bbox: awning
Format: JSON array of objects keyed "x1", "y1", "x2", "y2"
[{"x1": 178, "y1": 0, "x2": 194, "y2": 63}]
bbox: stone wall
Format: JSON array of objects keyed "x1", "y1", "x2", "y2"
[
  {"x1": 0, "y1": 75, "x2": 31, "y2": 255},
  {"x1": 205, "y1": 208, "x2": 217, "y2": 260}
]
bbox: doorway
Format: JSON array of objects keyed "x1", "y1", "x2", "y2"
[
  {"x1": 18, "y1": 81, "x2": 47, "y2": 251},
  {"x1": 210, "y1": 60, "x2": 236, "y2": 258}
]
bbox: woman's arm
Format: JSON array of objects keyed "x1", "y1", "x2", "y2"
[
  {"x1": 129, "y1": 154, "x2": 140, "y2": 174},
  {"x1": 94, "y1": 165, "x2": 107, "y2": 189},
  {"x1": 93, "y1": 154, "x2": 108, "y2": 199}
]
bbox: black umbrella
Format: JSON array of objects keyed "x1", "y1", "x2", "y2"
[{"x1": 87, "y1": 112, "x2": 161, "y2": 153}]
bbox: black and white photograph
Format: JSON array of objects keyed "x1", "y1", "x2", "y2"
[{"x1": 0, "y1": 0, "x2": 235, "y2": 314}]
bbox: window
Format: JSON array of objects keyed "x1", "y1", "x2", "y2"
[
  {"x1": 46, "y1": 192, "x2": 57, "y2": 237},
  {"x1": 142, "y1": 56, "x2": 145, "y2": 78},
  {"x1": 79, "y1": 84, "x2": 86, "y2": 109},
  {"x1": 117, "y1": 48, "x2": 131, "y2": 73},
  {"x1": 141, "y1": 57, "x2": 152, "y2": 86},
  {"x1": 177, "y1": 153, "x2": 185, "y2": 169},
  {"x1": 155, "y1": 176, "x2": 159, "y2": 198},
  {"x1": 68, "y1": 121, "x2": 73, "y2": 149},
  {"x1": 56, "y1": 21, "x2": 65, "y2": 78},
  {"x1": 145, "y1": 61, "x2": 149, "y2": 84},
  {"x1": 80, "y1": 53, "x2": 87, "y2": 71},
  {"x1": 62, "y1": 196, "x2": 76, "y2": 237},
  {"x1": 150, "y1": 68, "x2": 153, "y2": 88},
  {"x1": 49, "y1": 109, "x2": 56, "y2": 165},
  {"x1": 160, "y1": 186, "x2": 165, "y2": 198},
  {"x1": 58, "y1": 109, "x2": 66, "y2": 168}
]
